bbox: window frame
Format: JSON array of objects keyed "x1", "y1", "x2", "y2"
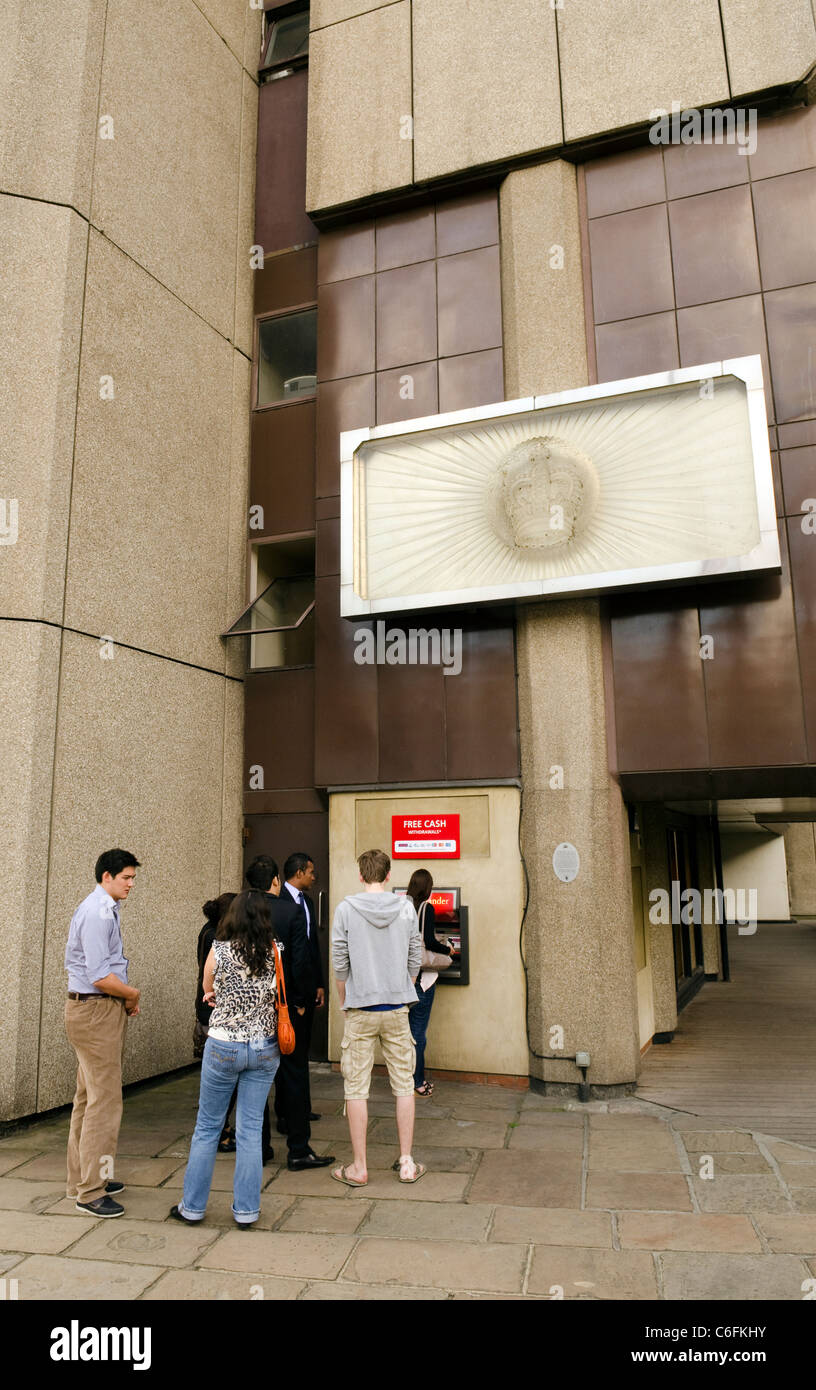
[
  {"x1": 252, "y1": 301, "x2": 318, "y2": 413},
  {"x1": 259, "y1": 3, "x2": 310, "y2": 80}
]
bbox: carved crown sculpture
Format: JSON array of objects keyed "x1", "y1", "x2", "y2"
[{"x1": 486, "y1": 435, "x2": 600, "y2": 553}]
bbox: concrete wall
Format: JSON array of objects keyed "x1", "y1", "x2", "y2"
[
  {"x1": 721, "y1": 832, "x2": 791, "y2": 922},
  {"x1": 306, "y1": 0, "x2": 816, "y2": 214},
  {"x1": 784, "y1": 823, "x2": 816, "y2": 916},
  {"x1": 0, "y1": 0, "x2": 259, "y2": 1120},
  {"x1": 327, "y1": 788, "x2": 528, "y2": 1077}
]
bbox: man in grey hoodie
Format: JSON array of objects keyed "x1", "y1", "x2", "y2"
[{"x1": 331, "y1": 848, "x2": 424, "y2": 1186}]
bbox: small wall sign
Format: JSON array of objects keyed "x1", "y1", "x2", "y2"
[{"x1": 553, "y1": 842, "x2": 580, "y2": 882}]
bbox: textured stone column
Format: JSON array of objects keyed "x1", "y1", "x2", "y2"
[
  {"x1": 501, "y1": 160, "x2": 640, "y2": 1089},
  {"x1": 783, "y1": 823, "x2": 816, "y2": 916}
]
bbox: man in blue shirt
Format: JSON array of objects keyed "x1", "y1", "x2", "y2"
[{"x1": 64, "y1": 848, "x2": 141, "y2": 1217}]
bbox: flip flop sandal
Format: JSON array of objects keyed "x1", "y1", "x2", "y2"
[
  {"x1": 397, "y1": 1158, "x2": 427, "y2": 1184},
  {"x1": 331, "y1": 1165, "x2": 368, "y2": 1188}
]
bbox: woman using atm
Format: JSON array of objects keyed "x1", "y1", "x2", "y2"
[{"x1": 407, "y1": 869, "x2": 453, "y2": 1097}]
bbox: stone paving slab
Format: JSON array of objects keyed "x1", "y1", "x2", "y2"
[
  {"x1": 197, "y1": 1230, "x2": 356, "y2": 1278},
  {"x1": 59, "y1": 1185, "x2": 297, "y2": 1230},
  {"x1": 679, "y1": 1130, "x2": 760, "y2": 1152},
  {"x1": 6, "y1": 1152, "x2": 185, "y2": 1187},
  {"x1": 372, "y1": 1118, "x2": 511, "y2": 1149},
  {"x1": 343, "y1": 1236, "x2": 527, "y2": 1294},
  {"x1": 0, "y1": 1179, "x2": 70, "y2": 1214},
  {"x1": 618, "y1": 1212, "x2": 761, "y2": 1253},
  {"x1": 0, "y1": 1252, "x2": 25, "y2": 1274},
  {"x1": 659, "y1": 1251, "x2": 810, "y2": 1301},
  {"x1": 64, "y1": 1217, "x2": 220, "y2": 1267},
  {"x1": 506, "y1": 1127, "x2": 585, "y2": 1155},
  {"x1": 8, "y1": 1253, "x2": 164, "y2": 1300},
  {"x1": 139, "y1": 1269, "x2": 307, "y2": 1300},
  {"x1": 116, "y1": 1129, "x2": 192, "y2": 1156},
  {"x1": 489, "y1": 1206, "x2": 612, "y2": 1248},
  {"x1": 515, "y1": 1110, "x2": 585, "y2": 1128},
  {"x1": 762, "y1": 1138, "x2": 816, "y2": 1163},
  {"x1": 468, "y1": 1151, "x2": 582, "y2": 1208},
  {"x1": 586, "y1": 1173, "x2": 693, "y2": 1212},
  {"x1": 791, "y1": 1189, "x2": 816, "y2": 1212},
  {"x1": 300, "y1": 1279, "x2": 448, "y2": 1299},
  {"x1": 527, "y1": 1245, "x2": 659, "y2": 1300},
  {"x1": 329, "y1": 1142, "x2": 480, "y2": 1172},
  {"x1": 278, "y1": 1197, "x2": 372, "y2": 1234},
  {"x1": 360, "y1": 1199, "x2": 493, "y2": 1241},
  {"x1": 587, "y1": 1135, "x2": 682, "y2": 1172},
  {"x1": 0, "y1": 1150, "x2": 40, "y2": 1176},
  {"x1": 685, "y1": 1151, "x2": 772, "y2": 1175},
  {"x1": 341, "y1": 1172, "x2": 470, "y2": 1202},
  {"x1": 754, "y1": 1213, "x2": 816, "y2": 1253},
  {"x1": 0, "y1": 1210, "x2": 88, "y2": 1254},
  {"x1": 692, "y1": 1175, "x2": 793, "y2": 1213},
  {"x1": 778, "y1": 1163, "x2": 816, "y2": 1187}
]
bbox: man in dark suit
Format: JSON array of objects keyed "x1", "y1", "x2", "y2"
[
  {"x1": 274, "y1": 852, "x2": 331, "y2": 1169},
  {"x1": 244, "y1": 855, "x2": 333, "y2": 1170}
]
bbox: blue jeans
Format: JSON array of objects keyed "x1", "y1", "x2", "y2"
[
  {"x1": 408, "y1": 982, "x2": 436, "y2": 1087},
  {"x1": 180, "y1": 1035, "x2": 279, "y2": 1224}
]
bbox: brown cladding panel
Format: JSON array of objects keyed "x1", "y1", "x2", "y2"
[
  {"x1": 250, "y1": 400, "x2": 315, "y2": 535},
  {"x1": 787, "y1": 518, "x2": 816, "y2": 762},
  {"x1": 255, "y1": 72, "x2": 316, "y2": 254},
  {"x1": 676, "y1": 294, "x2": 775, "y2": 425},
  {"x1": 588, "y1": 205, "x2": 675, "y2": 323},
  {"x1": 255, "y1": 247, "x2": 317, "y2": 318},
  {"x1": 595, "y1": 312, "x2": 678, "y2": 384},
  {"x1": 314, "y1": 575, "x2": 378, "y2": 786},
  {"x1": 764, "y1": 284, "x2": 816, "y2": 423},
  {"x1": 608, "y1": 601, "x2": 710, "y2": 772},
  {"x1": 752, "y1": 169, "x2": 816, "y2": 293},
  {"x1": 437, "y1": 246, "x2": 502, "y2": 358},
  {"x1": 699, "y1": 526, "x2": 807, "y2": 767},
  {"x1": 377, "y1": 656, "x2": 446, "y2": 783},
  {"x1": 318, "y1": 222, "x2": 375, "y2": 283},
  {"x1": 435, "y1": 191, "x2": 499, "y2": 257},
  {"x1": 438, "y1": 349, "x2": 503, "y2": 412},
  {"x1": 245, "y1": 667, "x2": 316, "y2": 793},
  {"x1": 315, "y1": 374, "x2": 375, "y2": 498},
  {"x1": 376, "y1": 360, "x2": 438, "y2": 425},
  {"x1": 663, "y1": 138, "x2": 748, "y2": 199},
  {"x1": 668, "y1": 186, "x2": 760, "y2": 308},
  {"x1": 316, "y1": 516, "x2": 340, "y2": 577},
  {"x1": 317, "y1": 275, "x2": 376, "y2": 382},
  {"x1": 375, "y1": 261, "x2": 438, "y2": 371},
  {"x1": 584, "y1": 147, "x2": 665, "y2": 218},
  {"x1": 445, "y1": 619, "x2": 519, "y2": 781},
  {"x1": 781, "y1": 446, "x2": 816, "y2": 517},
  {"x1": 376, "y1": 207, "x2": 436, "y2": 271}
]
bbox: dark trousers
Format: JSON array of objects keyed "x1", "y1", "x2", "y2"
[
  {"x1": 408, "y1": 981, "x2": 436, "y2": 1087},
  {"x1": 274, "y1": 1002, "x2": 314, "y2": 1156}
]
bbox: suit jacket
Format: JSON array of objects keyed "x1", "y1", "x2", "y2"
[
  {"x1": 285, "y1": 885, "x2": 324, "y2": 996},
  {"x1": 267, "y1": 892, "x2": 310, "y2": 1009}
]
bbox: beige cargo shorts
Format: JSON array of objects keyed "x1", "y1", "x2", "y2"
[{"x1": 340, "y1": 1006, "x2": 416, "y2": 1100}]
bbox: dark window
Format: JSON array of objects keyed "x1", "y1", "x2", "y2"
[
  {"x1": 261, "y1": 9, "x2": 309, "y2": 72},
  {"x1": 257, "y1": 308, "x2": 317, "y2": 407}
]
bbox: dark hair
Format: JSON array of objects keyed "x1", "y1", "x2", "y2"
[
  {"x1": 245, "y1": 856, "x2": 278, "y2": 892},
  {"x1": 216, "y1": 890, "x2": 275, "y2": 976},
  {"x1": 284, "y1": 852, "x2": 313, "y2": 881},
  {"x1": 358, "y1": 848, "x2": 391, "y2": 884},
  {"x1": 95, "y1": 849, "x2": 141, "y2": 883},
  {"x1": 202, "y1": 892, "x2": 236, "y2": 925},
  {"x1": 407, "y1": 869, "x2": 433, "y2": 913}
]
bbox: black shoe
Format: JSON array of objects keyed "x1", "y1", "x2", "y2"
[
  {"x1": 262, "y1": 1147, "x2": 275, "y2": 1165},
  {"x1": 234, "y1": 1218, "x2": 257, "y2": 1230},
  {"x1": 276, "y1": 1119, "x2": 288, "y2": 1135},
  {"x1": 105, "y1": 1181, "x2": 125, "y2": 1196},
  {"x1": 168, "y1": 1204, "x2": 199, "y2": 1225},
  {"x1": 75, "y1": 1195, "x2": 124, "y2": 1218},
  {"x1": 308, "y1": 1113, "x2": 321, "y2": 1122},
  {"x1": 287, "y1": 1149, "x2": 335, "y2": 1171}
]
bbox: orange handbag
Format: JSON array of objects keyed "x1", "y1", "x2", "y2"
[{"x1": 273, "y1": 940, "x2": 296, "y2": 1054}]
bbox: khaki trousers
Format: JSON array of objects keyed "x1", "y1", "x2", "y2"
[{"x1": 65, "y1": 996, "x2": 127, "y2": 1202}]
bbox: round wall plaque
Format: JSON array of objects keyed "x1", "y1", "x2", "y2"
[{"x1": 553, "y1": 842, "x2": 580, "y2": 882}]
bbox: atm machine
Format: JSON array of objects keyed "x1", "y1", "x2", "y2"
[{"x1": 396, "y1": 887, "x2": 469, "y2": 985}]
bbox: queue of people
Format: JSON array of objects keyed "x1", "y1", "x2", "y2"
[{"x1": 63, "y1": 844, "x2": 449, "y2": 1223}]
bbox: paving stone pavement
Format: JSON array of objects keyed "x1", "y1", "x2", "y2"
[{"x1": 1, "y1": 1065, "x2": 814, "y2": 1301}]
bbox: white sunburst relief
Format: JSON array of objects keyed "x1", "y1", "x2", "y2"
[{"x1": 339, "y1": 357, "x2": 779, "y2": 617}]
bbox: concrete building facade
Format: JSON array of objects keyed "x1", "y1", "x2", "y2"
[{"x1": 3, "y1": 0, "x2": 816, "y2": 1119}]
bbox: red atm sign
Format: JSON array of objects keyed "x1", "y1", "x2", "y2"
[{"x1": 392, "y1": 814, "x2": 460, "y2": 859}]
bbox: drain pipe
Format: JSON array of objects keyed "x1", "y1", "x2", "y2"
[{"x1": 535, "y1": 1050, "x2": 592, "y2": 1102}]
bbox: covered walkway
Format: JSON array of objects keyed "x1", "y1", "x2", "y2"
[{"x1": 636, "y1": 921, "x2": 816, "y2": 1147}]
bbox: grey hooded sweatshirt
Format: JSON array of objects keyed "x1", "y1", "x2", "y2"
[{"x1": 331, "y1": 891, "x2": 422, "y2": 1009}]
